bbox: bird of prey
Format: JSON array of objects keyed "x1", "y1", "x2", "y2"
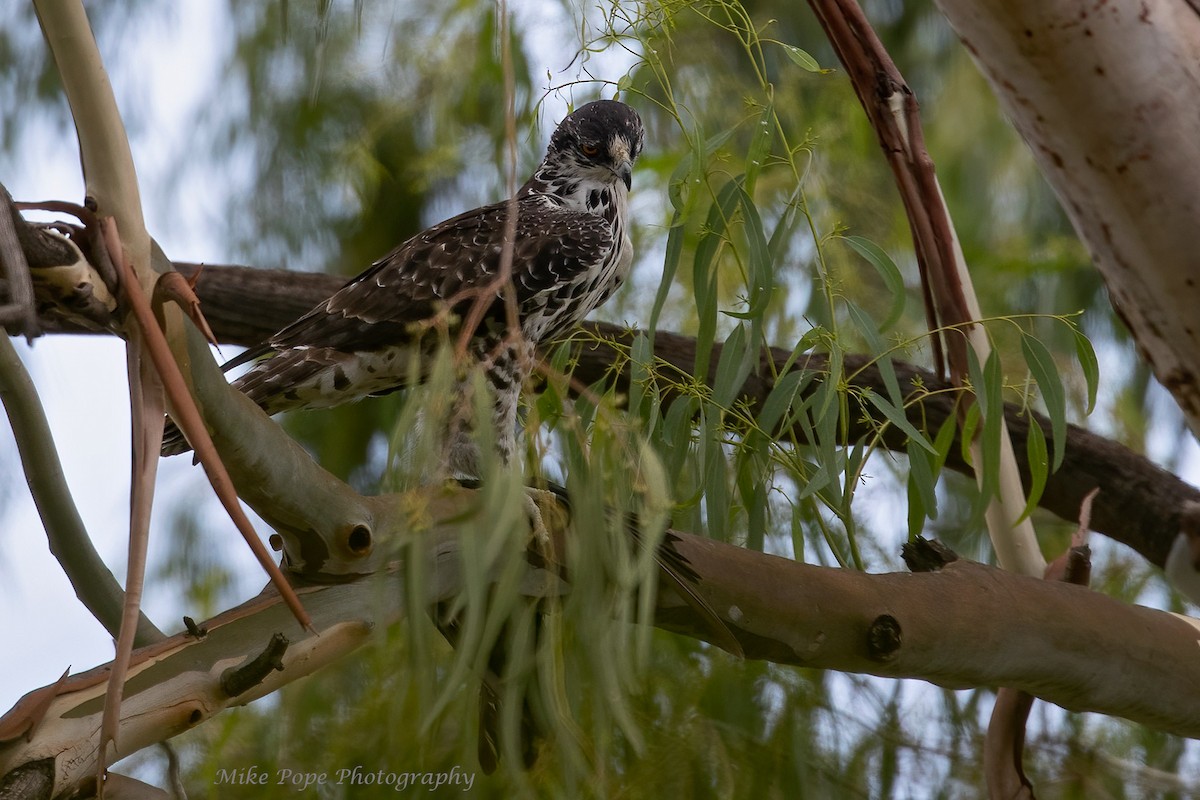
[
  {"x1": 161, "y1": 100, "x2": 741, "y2": 772},
  {"x1": 162, "y1": 99, "x2": 644, "y2": 470}
]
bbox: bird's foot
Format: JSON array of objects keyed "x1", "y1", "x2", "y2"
[
  {"x1": 445, "y1": 478, "x2": 566, "y2": 553},
  {"x1": 523, "y1": 488, "x2": 562, "y2": 552}
]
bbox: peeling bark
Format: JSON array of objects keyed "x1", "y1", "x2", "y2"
[{"x1": 934, "y1": 0, "x2": 1200, "y2": 434}]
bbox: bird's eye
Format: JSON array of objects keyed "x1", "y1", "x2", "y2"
[{"x1": 581, "y1": 143, "x2": 600, "y2": 157}]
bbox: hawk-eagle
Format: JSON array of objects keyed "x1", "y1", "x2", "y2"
[
  {"x1": 161, "y1": 101, "x2": 737, "y2": 770},
  {"x1": 162, "y1": 99, "x2": 644, "y2": 470}
]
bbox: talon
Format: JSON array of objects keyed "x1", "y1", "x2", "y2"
[
  {"x1": 522, "y1": 486, "x2": 570, "y2": 554},
  {"x1": 524, "y1": 490, "x2": 553, "y2": 548}
]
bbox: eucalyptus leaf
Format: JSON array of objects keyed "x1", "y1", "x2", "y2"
[
  {"x1": 864, "y1": 390, "x2": 938, "y2": 454},
  {"x1": 907, "y1": 437, "x2": 938, "y2": 524},
  {"x1": 713, "y1": 322, "x2": 756, "y2": 409},
  {"x1": 1018, "y1": 413, "x2": 1049, "y2": 523},
  {"x1": 846, "y1": 301, "x2": 903, "y2": 406},
  {"x1": 1020, "y1": 332, "x2": 1066, "y2": 471},
  {"x1": 744, "y1": 102, "x2": 773, "y2": 194},
  {"x1": 722, "y1": 183, "x2": 774, "y2": 320},
  {"x1": 649, "y1": 214, "x2": 685, "y2": 334},
  {"x1": 757, "y1": 368, "x2": 814, "y2": 437},
  {"x1": 842, "y1": 235, "x2": 906, "y2": 332},
  {"x1": 1073, "y1": 325, "x2": 1100, "y2": 415},
  {"x1": 781, "y1": 44, "x2": 822, "y2": 72},
  {"x1": 693, "y1": 179, "x2": 743, "y2": 376}
]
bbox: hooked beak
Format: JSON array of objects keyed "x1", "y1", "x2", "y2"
[{"x1": 616, "y1": 159, "x2": 633, "y2": 191}]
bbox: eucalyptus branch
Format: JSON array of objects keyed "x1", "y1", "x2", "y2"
[
  {"x1": 31, "y1": 1, "x2": 316, "y2": 776},
  {"x1": 3, "y1": 517, "x2": 1199, "y2": 798},
  {"x1": 36, "y1": 0, "x2": 315, "y2": 642},
  {"x1": 171, "y1": 288, "x2": 396, "y2": 581},
  {"x1": 8, "y1": 258, "x2": 1191, "y2": 571},
  {"x1": 34, "y1": 0, "x2": 163, "y2": 778},
  {"x1": 930, "y1": 0, "x2": 1200, "y2": 440},
  {"x1": 32, "y1": 0, "x2": 149, "y2": 287},
  {"x1": 0, "y1": 334, "x2": 163, "y2": 644}
]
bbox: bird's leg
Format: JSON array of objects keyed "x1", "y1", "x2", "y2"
[
  {"x1": 443, "y1": 373, "x2": 557, "y2": 549},
  {"x1": 488, "y1": 345, "x2": 559, "y2": 549},
  {"x1": 501, "y1": 437, "x2": 565, "y2": 552},
  {"x1": 496, "y1": 423, "x2": 556, "y2": 549},
  {"x1": 443, "y1": 372, "x2": 486, "y2": 479}
]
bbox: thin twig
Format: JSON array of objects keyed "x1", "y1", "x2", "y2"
[
  {"x1": 99, "y1": 219, "x2": 312, "y2": 632},
  {"x1": 985, "y1": 489, "x2": 1096, "y2": 796},
  {"x1": 155, "y1": 271, "x2": 219, "y2": 348},
  {"x1": 454, "y1": 0, "x2": 522, "y2": 362},
  {"x1": 99, "y1": 318, "x2": 163, "y2": 780}
]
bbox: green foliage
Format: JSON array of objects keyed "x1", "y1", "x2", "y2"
[{"x1": 1020, "y1": 331, "x2": 1066, "y2": 471}]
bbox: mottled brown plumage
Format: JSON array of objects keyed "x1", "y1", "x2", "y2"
[{"x1": 163, "y1": 100, "x2": 644, "y2": 472}]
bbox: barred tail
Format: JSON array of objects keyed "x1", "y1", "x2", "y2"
[{"x1": 160, "y1": 419, "x2": 193, "y2": 456}]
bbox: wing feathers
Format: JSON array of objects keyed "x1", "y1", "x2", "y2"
[{"x1": 255, "y1": 198, "x2": 611, "y2": 357}]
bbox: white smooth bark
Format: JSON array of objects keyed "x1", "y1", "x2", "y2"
[{"x1": 934, "y1": 0, "x2": 1200, "y2": 432}]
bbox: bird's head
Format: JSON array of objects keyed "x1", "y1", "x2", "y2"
[{"x1": 543, "y1": 100, "x2": 644, "y2": 191}]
